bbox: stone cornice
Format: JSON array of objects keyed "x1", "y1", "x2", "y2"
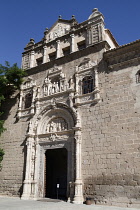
[
  {"x1": 104, "y1": 39, "x2": 140, "y2": 69},
  {"x1": 104, "y1": 39, "x2": 140, "y2": 58}
]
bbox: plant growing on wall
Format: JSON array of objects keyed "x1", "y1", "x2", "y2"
[{"x1": 0, "y1": 61, "x2": 26, "y2": 169}]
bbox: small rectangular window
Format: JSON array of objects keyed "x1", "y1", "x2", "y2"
[
  {"x1": 77, "y1": 41, "x2": 86, "y2": 51},
  {"x1": 49, "y1": 52, "x2": 56, "y2": 61},
  {"x1": 136, "y1": 71, "x2": 140, "y2": 83},
  {"x1": 36, "y1": 57, "x2": 43, "y2": 66},
  {"x1": 63, "y1": 47, "x2": 70, "y2": 56}
]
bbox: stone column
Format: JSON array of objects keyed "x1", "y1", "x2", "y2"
[
  {"x1": 34, "y1": 140, "x2": 40, "y2": 199},
  {"x1": 30, "y1": 86, "x2": 36, "y2": 115},
  {"x1": 86, "y1": 26, "x2": 92, "y2": 46},
  {"x1": 73, "y1": 128, "x2": 83, "y2": 204},
  {"x1": 19, "y1": 89, "x2": 23, "y2": 109},
  {"x1": 22, "y1": 136, "x2": 34, "y2": 199},
  {"x1": 70, "y1": 34, "x2": 75, "y2": 53},
  {"x1": 43, "y1": 46, "x2": 48, "y2": 63},
  {"x1": 94, "y1": 67, "x2": 100, "y2": 100},
  {"x1": 30, "y1": 51, "x2": 35, "y2": 68},
  {"x1": 17, "y1": 89, "x2": 23, "y2": 118},
  {"x1": 56, "y1": 40, "x2": 61, "y2": 58},
  {"x1": 75, "y1": 66, "x2": 80, "y2": 104}
]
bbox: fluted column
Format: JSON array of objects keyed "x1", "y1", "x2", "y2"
[
  {"x1": 86, "y1": 26, "x2": 92, "y2": 46},
  {"x1": 30, "y1": 51, "x2": 35, "y2": 68},
  {"x1": 56, "y1": 40, "x2": 61, "y2": 58},
  {"x1": 70, "y1": 34, "x2": 75, "y2": 53}
]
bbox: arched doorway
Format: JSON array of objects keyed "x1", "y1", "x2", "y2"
[{"x1": 44, "y1": 148, "x2": 68, "y2": 200}]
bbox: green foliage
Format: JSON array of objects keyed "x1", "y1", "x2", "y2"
[
  {"x1": 0, "y1": 61, "x2": 26, "y2": 168},
  {"x1": 0, "y1": 61, "x2": 26, "y2": 98},
  {"x1": 0, "y1": 148, "x2": 4, "y2": 169}
]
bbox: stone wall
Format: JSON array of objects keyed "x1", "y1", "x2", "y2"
[
  {"x1": 81, "y1": 61, "x2": 140, "y2": 207},
  {"x1": 0, "y1": 92, "x2": 28, "y2": 196},
  {"x1": 0, "y1": 41, "x2": 140, "y2": 207}
]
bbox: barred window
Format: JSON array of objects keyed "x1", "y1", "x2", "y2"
[
  {"x1": 82, "y1": 76, "x2": 93, "y2": 94},
  {"x1": 24, "y1": 92, "x2": 32, "y2": 109}
]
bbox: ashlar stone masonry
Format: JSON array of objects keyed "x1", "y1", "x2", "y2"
[{"x1": 0, "y1": 8, "x2": 140, "y2": 208}]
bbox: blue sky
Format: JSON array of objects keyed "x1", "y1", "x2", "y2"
[{"x1": 0, "y1": 0, "x2": 140, "y2": 67}]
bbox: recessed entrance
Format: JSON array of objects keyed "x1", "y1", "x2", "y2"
[{"x1": 45, "y1": 148, "x2": 68, "y2": 200}]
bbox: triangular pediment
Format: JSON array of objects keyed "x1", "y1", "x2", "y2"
[{"x1": 47, "y1": 20, "x2": 71, "y2": 41}]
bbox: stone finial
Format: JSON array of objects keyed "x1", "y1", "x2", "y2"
[
  {"x1": 30, "y1": 38, "x2": 35, "y2": 43},
  {"x1": 25, "y1": 38, "x2": 35, "y2": 48},
  {"x1": 71, "y1": 15, "x2": 75, "y2": 20},
  {"x1": 92, "y1": 8, "x2": 98, "y2": 13},
  {"x1": 44, "y1": 27, "x2": 49, "y2": 36},
  {"x1": 58, "y1": 15, "x2": 62, "y2": 19},
  {"x1": 88, "y1": 8, "x2": 103, "y2": 19}
]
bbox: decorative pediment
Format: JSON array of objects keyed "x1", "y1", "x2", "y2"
[
  {"x1": 77, "y1": 57, "x2": 97, "y2": 72},
  {"x1": 47, "y1": 21, "x2": 71, "y2": 41},
  {"x1": 48, "y1": 64, "x2": 62, "y2": 75}
]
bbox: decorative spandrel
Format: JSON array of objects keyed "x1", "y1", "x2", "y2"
[{"x1": 46, "y1": 117, "x2": 68, "y2": 133}]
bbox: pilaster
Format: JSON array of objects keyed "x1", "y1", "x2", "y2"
[
  {"x1": 43, "y1": 46, "x2": 48, "y2": 63},
  {"x1": 56, "y1": 40, "x2": 61, "y2": 58},
  {"x1": 70, "y1": 34, "x2": 75, "y2": 53},
  {"x1": 94, "y1": 67, "x2": 100, "y2": 100},
  {"x1": 30, "y1": 51, "x2": 35, "y2": 68},
  {"x1": 73, "y1": 128, "x2": 83, "y2": 204}
]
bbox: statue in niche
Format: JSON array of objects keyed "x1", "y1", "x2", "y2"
[
  {"x1": 49, "y1": 83, "x2": 52, "y2": 95},
  {"x1": 52, "y1": 82, "x2": 56, "y2": 94},
  {"x1": 44, "y1": 77, "x2": 52, "y2": 96},
  {"x1": 56, "y1": 82, "x2": 59, "y2": 92},
  {"x1": 49, "y1": 121, "x2": 54, "y2": 132}
]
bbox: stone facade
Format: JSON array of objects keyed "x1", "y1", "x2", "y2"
[{"x1": 0, "y1": 8, "x2": 140, "y2": 207}]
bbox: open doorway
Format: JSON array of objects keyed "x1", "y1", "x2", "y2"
[{"x1": 45, "y1": 148, "x2": 68, "y2": 200}]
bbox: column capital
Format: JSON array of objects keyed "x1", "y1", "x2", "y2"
[
  {"x1": 31, "y1": 50, "x2": 35, "y2": 55},
  {"x1": 43, "y1": 45, "x2": 47, "y2": 49},
  {"x1": 70, "y1": 33, "x2": 75, "y2": 38},
  {"x1": 56, "y1": 39, "x2": 60, "y2": 43}
]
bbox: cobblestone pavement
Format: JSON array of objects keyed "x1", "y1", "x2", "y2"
[{"x1": 0, "y1": 197, "x2": 139, "y2": 210}]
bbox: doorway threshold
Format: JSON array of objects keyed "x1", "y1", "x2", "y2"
[{"x1": 37, "y1": 198, "x2": 64, "y2": 203}]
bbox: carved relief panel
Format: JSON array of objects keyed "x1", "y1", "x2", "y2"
[
  {"x1": 43, "y1": 65, "x2": 74, "y2": 97},
  {"x1": 46, "y1": 117, "x2": 68, "y2": 133}
]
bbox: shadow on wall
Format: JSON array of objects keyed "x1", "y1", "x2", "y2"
[
  {"x1": 0, "y1": 92, "x2": 19, "y2": 123},
  {"x1": 84, "y1": 174, "x2": 140, "y2": 203},
  {"x1": 18, "y1": 137, "x2": 27, "y2": 197}
]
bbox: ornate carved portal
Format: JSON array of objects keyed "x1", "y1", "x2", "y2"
[{"x1": 22, "y1": 105, "x2": 84, "y2": 204}]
